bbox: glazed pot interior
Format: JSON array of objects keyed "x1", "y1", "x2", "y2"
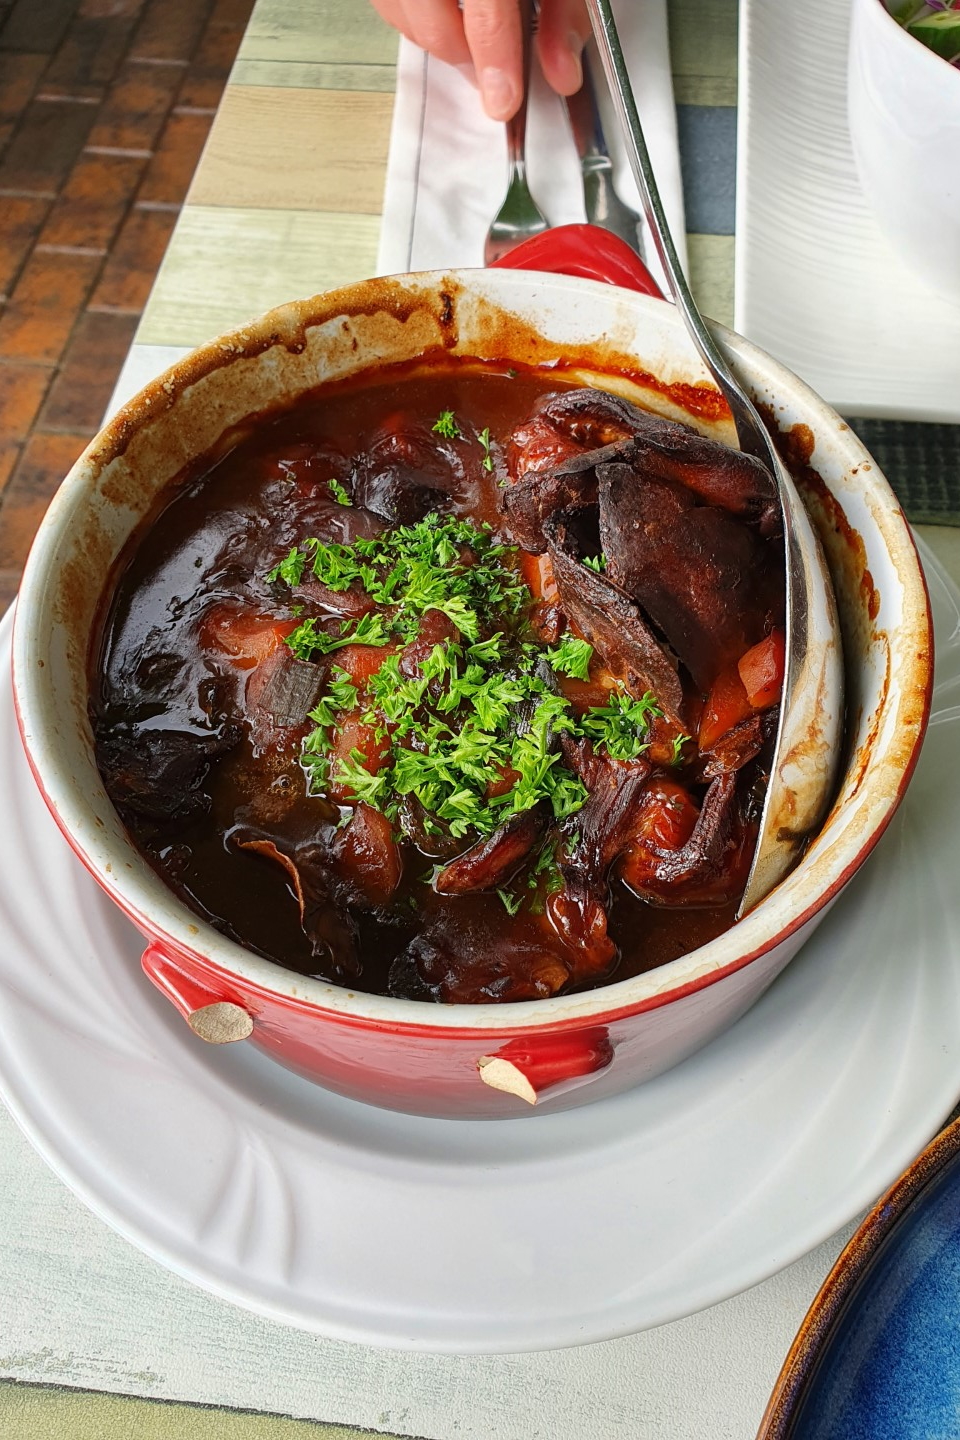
[{"x1": 12, "y1": 269, "x2": 932, "y2": 1032}]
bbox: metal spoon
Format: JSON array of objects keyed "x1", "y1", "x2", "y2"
[
  {"x1": 483, "y1": 0, "x2": 548, "y2": 264},
  {"x1": 584, "y1": 0, "x2": 844, "y2": 916}
]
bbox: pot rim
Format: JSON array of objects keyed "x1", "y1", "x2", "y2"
[{"x1": 11, "y1": 268, "x2": 934, "y2": 1034}]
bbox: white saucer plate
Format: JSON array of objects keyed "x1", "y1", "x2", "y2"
[{"x1": 1, "y1": 542, "x2": 959, "y2": 1355}]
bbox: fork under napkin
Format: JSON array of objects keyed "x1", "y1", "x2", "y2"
[{"x1": 375, "y1": 0, "x2": 687, "y2": 293}]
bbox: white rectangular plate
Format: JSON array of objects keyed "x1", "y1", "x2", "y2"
[{"x1": 735, "y1": 0, "x2": 960, "y2": 423}]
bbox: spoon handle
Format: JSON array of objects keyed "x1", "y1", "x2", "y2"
[{"x1": 584, "y1": 0, "x2": 763, "y2": 464}]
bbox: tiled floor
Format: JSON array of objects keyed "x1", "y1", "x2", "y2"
[{"x1": 0, "y1": 0, "x2": 256, "y2": 613}]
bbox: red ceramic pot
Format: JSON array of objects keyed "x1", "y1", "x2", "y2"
[{"x1": 11, "y1": 233, "x2": 932, "y2": 1118}]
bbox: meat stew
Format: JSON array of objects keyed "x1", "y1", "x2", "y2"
[{"x1": 91, "y1": 362, "x2": 786, "y2": 1003}]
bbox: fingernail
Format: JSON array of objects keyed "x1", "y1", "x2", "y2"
[{"x1": 480, "y1": 67, "x2": 518, "y2": 121}]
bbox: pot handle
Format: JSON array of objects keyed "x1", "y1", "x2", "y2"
[
  {"x1": 141, "y1": 943, "x2": 254, "y2": 1044},
  {"x1": 489, "y1": 222, "x2": 663, "y2": 298},
  {"x1": 477, "y1": 1028, "x2": 613, "y2": 1106}
]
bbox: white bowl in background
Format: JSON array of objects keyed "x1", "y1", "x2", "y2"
[{"x1": 848, "y1": 0, "x2": 960, "y2": 302}]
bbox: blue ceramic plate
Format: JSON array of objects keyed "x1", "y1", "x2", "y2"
[{"x1": 759, "y1": 1114, "x2": 960, "y2": 1438}]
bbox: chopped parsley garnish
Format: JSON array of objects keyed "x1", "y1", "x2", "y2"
[
  {"x1": 545, "y1": 634, "x2": 593, "y2": 681},
  {"x1": 271, "y1": 515, "x2": 525, "y2": 650},
  {"x1": 497, "y1": 888, "x2": 523, "y2": 916},
  {"x1": 327, "y1": 478, "x2": 353, "y2": 506},
  {"x1": 580, "y1": 689, "x2": 663, "y2": 762},
  {"x1": 285, "y1": 609, "x2": 391, "y2": 660},
  {"x1": 583, "y1": 553, "x2": 607, "y2": 574},
  {"x1": 477, "y1": 426, "x2": 494, "y2": 473},
  {"x1": 267, "y1": 546, "x2": 307, "y2": 587},
  {"x1": 432, "y1": 409, "x2": 461, "y2": 439},
  {"x1": 267, "y1": 514, "x2": 668, "y2": 841}
]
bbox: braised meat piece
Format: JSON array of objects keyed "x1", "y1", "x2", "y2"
[
  {"x1": 509, "y1": 387, "x2": 780, "y2": 532},
  {"x1": 541, "y1": 874, "x2": 618, "y2": 986},
  {"x1": 389, "y1": 917, "x2": 574, "y2": 1003},
  {"x1": 503, "y1": 386, "x2": 784, "y2": 710},
  {"x1": 352, "y1": 419, "x2": 460, "y2": 524},
  {"x1": 540, "y1": 743, "x2": 653, "y2": 989},
  {"x1": 95, "y1": 721, "x2": 241, "y2": 823},
  {"x1": 557, "y1": 739, "x2": 653, "y2": 875},
  {"x1": 502, "y1": 439, "x2": 635, "y2": 553},
  {"x1": 597, "y1": 462, "x2": 775, "y2": 691},
  {"x1": 234, "y1": 833, "x2": 361, "y2": 977},
  {"x1": 544, "y1": 514, "x2": 686, "y2": 729},
  {"x1": 234, "y1": 801, "x2": 403, "y2": 976},
  {"x1": 434, "y1": 804, "x2": 548, "y2": 894}
]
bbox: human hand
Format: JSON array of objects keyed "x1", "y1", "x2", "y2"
[{"x1": 368, "y1": 0, "x2": 591, "y2": 122}]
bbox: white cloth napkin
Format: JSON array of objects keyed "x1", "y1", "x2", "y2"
[{"x1": 376, "y1": 0, "x2": 687, "y2": 292}]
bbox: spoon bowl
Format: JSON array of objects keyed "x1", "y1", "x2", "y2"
[{"x1": 586, "y1": 0, "x2": 845, "y2": 914}]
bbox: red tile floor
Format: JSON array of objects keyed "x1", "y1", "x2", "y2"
[{"x1": 0, "y1": 0, "x2": 256, "y2": 612}]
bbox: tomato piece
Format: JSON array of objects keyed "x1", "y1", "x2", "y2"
[
  {"x1": 640, "y1": 778, "x2": 700, "y2": 850},
  {"x1": 698, "y1": 665, "x2": 753, "y2": 751},
  {"x1": 557, "y1": 671, "x2": 618, "y2": 712},
  {"x1": 737, "y1": 628, "x2": 786, "y2": 710},
  {"x1": 508, "y1": 416, "x2": 584, "y2": 479},
  {"x1": 520, "y1": 551, "x2": 560, "y2": 604},
  {"x1": 326, "y1": 713, "x2": 392, "y2": 802},
  {"x1": 336, "y1": 802, "x2": 402, "y2": 903},
  {"x1": 334, "y1": 642, "x2": 395, "y2": 687},
  {"x1": 200, "y1": 606, "x2": 296, "y2": 670},
  {"x1": 485, "y1": 763, "x2": 521, "y2": 799},
  {"x1": 619, "y1": 780, "x2": 700, "y2": 894}
]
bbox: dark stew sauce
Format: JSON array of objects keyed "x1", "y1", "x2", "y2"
[{"x1": 91, "y1": 361, "x2": 786, "y2": 1003}]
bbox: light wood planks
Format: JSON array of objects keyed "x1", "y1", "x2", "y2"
[
  {"x1": 138, "y1": 207, "x2": 382, "y2": 347},
  {"x1": 667, "y1": 0, "x2": 739, "y2": 97},
  {"x1": 688, "y1": 234, "x2": 736, "y2": 327},
  {"x1": 231, "y1": 59, "x2": 396, "y2": 91},
  {"x1": 238, "y1": 0, "x2": 399, "y2": 66},
  {"x1": 187, "y1": 88, "x2": 394, "y2": 213}
]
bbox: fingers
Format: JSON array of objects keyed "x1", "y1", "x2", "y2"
[
  {"x1": 368, "y1": 0, "x2": 472, "y2": 69},
  {"x1": 369, "y1": 0, "x2": 593, "y2": 119},
  {"x1": 536, "y1": 0, "x2": 592, "y2": 96},
  {"x1": 462, "y1": 0, "x2": 591, "y2": 122},
  {"x1": 461, "y1": 0, "x2": 525, "y2": 120}
]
